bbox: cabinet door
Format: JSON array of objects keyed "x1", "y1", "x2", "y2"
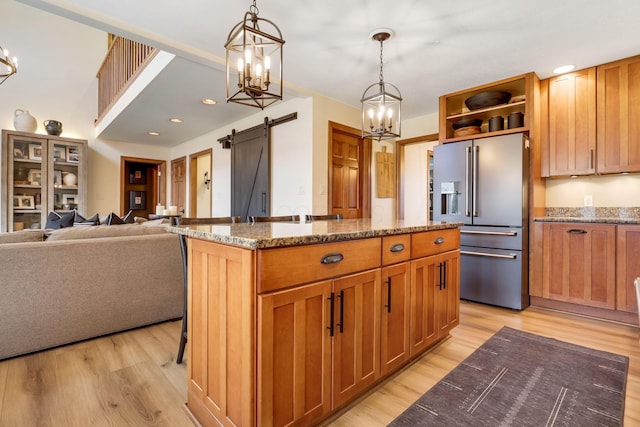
[
  {"x1": 437, "y1": 251, "x2": 460, "y2": 336},
  {"x1": 597, "y1": 55, "x2": 640, "y2": 173},
  {"x1": 547, "y1": 68, "x2": 596, "y2": 176},
  {"x1": 410, "y1": 256, "x2": 438, "y2": 355},
  {"x1": 380, "y1": 262, "x2": 410, "y2": 375},
  {"x1": 616, "y1": 225, "x2": 640, "y2": 313},
  {"x1": 258, "y1": 280, "x2": 332, "y2": 427},
  {"x1": 542, "y1": 223, "x2": 616, "y2": 309},
  {"x1": 3, "y1": 133, "x2": 48, "y2": 231},
  {"x1": 331, "y1": 269, "x2": 381, "y2": 409}
]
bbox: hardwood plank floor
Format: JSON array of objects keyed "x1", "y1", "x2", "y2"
[{"x1": 0, "y1": 302, "x2": 638, "y2": 426}]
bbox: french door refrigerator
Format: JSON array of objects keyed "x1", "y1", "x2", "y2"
[{"x1": 433, "y1": 133, "x2": 529, "y2": 309}]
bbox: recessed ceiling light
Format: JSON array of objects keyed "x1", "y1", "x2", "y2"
[
  {"x1": 148, "y1": 131, "x2": 160, "y2": 136},
  {"x1": 553, "y1": 64, "x2": 576, "y2": 74},
  {"x1": 170, "y1": 118, "x2": 183, "y2": 123},
  {"x1": 201, "y1": 98, "x2": 217, "y2": 105}
]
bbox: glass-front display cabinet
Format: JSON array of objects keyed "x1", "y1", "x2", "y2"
[{"x1": 1, "y1": 129, "x2": 87, "y2": 232}]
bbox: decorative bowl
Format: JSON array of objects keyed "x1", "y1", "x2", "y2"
[
  {"x1": 465, "y1": 91, "x2": 512, "y2": 110},
  {"x1": 453, "y1": 126, "x2": 482, "y2": 137},
  {"x1": 452, "y1": 118, "x2": 482, "y2": 130}
]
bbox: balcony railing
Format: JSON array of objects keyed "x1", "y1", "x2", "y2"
[{"x1": 96, "y1": 36, "x2": 157, "y2": 123}]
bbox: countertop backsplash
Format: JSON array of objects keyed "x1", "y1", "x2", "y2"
[{"x1": 537, "y1": 207, "x2": 640, "y2": 224}]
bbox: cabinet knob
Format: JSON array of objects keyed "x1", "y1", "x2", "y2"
[{"x1": 434, "y1": 237, "x2": 445, "y2": 245}]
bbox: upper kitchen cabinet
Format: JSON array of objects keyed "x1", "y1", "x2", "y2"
[
  {"x1": 439, "y1": 73, "x2": 540, "y2": 143},
  {"x1": 542, "y1": 54, "x2": 640, "y2": 177},
  {"x1": 597, "y1": 55, "x2": 640, "y2": 174},
  {"x1": 542, "y1": 68, "x2": 597, "y2": 177}
]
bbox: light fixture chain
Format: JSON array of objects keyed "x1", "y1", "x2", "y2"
[
  {"x1": 250, "y1": 0, "x2": 259, "y2": 16},
  {"x1": 379, "y1": 39, "x2": 384, "y2": 83}
]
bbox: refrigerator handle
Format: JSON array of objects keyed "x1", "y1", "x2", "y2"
[
  {"x1": 473, "y1": 145, "x2": 479, "y2": 217},
  {"x1": 465, "y1": 146, "x2": 471, "y2": 217}
]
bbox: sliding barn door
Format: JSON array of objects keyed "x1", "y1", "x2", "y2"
[{"x1": 231, "y1": 123, "x2": 270, "y2": 220}]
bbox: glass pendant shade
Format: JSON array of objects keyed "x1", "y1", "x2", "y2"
[
  {"x1": 225, "y1": 2, "x2": 284, "y2": 109},
  {"x1": 361, "y1": 31, "x2": 402, "y2": 141}
]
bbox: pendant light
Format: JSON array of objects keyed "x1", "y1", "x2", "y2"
[
  {"x1": 361, "y1": 30, "x2": 402, "y2": 140},
  {"x1": 0, "y1": 46, "x2": 18, "y2": 86},
  {"x1": 225, "y1": 0, "x2": 284, "y2": 109}
]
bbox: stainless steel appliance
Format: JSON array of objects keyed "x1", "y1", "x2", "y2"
[{"x1": 433, "y1": 133, "x2": 529, "y2": 309}]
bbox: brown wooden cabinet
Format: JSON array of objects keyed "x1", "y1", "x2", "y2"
[
  {"x1": 543, "y1": 68, "x2": 596, "y2": 177},
  {"x1": 616, "y1": 225, "x2": 640, "y2": 314},
  {"x1": 380, "y1": 262, "x2": 410, "y2": 375},
  {"x1": 439, "y1": 73, "x2": 539, "y2": 143},
  {"x1": 331, "y1": 269, "x2": 381, "y2": 408},
  {"x1": 186, "y1": 226, "x2": 460, "y2": 427},
  {"x1": 597, "y1": 55, "x2": 640, "y2": 174},
  {"x1": 541, "y1": 222, "x2": 616, "y2": 309},
  {"x1": 410, "y1": 251, "x2": 459, "y2": 356},
  {"x1": 258, "y1": 280, "x2": 332, "y2": 427}
]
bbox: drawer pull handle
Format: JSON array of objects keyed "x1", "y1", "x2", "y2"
[
  {"x1": 461, "y1": 230, "x2": 517, "y2": 236},
  {"x1": 567, "y1": 229, "x2": 587, "y2": 234},
  {"x1": 434, "y1": 237, "x2": 445, "y2": 245},
  {"x1": 321, "y1": 253, "x2": 344, "y2": 264},
  {"x1": 390, "y1": 243, "x2": 405, "y2": 253}
]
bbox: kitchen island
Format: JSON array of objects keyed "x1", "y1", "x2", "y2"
[{"x1": 170, "y1": 218, "x2": 462, "y2": 427}]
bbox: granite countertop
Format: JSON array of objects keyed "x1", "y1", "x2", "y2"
[
  {"x1": 535, "y1": 207, "x2": 640, "y2": 224},
  {"x1": 169, "y1": 218, "x2": 462, "y2": 249},
  {"x1": 534, "y1": 217, "x2": 640, "y2": 224}
]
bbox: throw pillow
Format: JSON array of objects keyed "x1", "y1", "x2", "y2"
[
  {"x1": 122, "y1": 210, "x2": 136, "y2": 224},
  {"x1": 103, "y1": 212, "x2": 126, "y2": 225},
  {"x1": 45, "y1": 211, "x2": 74, "y2": 230},
  {"x1": 73, "y1": 211, "x2": 100, "y2": 226}
]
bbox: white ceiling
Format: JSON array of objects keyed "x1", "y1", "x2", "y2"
[{"x1": 17, "y1": 0, "x2": 640, "y2": 146}]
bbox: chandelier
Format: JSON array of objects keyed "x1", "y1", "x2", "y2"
[
  {"x1": 225, "y1": 0, "x2": 284, "y2": 109},
  {"x1": 361, "y1": 30, "x2": 402, "y2": 141},
  {"x1": 0, "y1": 46, "x2": 18, "y2": 86}
]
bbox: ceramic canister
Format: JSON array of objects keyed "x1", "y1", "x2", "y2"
[
  {"x1": 508, "y1": 112, "x2": 524, "y2": 129},
  {"x1": 488, "y1": 116, "x2": 504, "y2": 132}
]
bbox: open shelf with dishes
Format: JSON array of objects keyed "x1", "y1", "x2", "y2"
[
  {"x1": 1, "y1": 130, "x2": 87, "y2": 232},
  {"x1": 439, "y1": 73, "x2": 539, "y2": 143}
]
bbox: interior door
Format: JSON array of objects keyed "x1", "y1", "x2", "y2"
[
  {"x1": 231, "y1": 123, "x2": 270, "y2": 220},
  {"x1": 171, "y1": 156, "x2": 186, "y2": 214},
  {"x1": 329, "y1": 122, "x2": 370, "y2": 219}
]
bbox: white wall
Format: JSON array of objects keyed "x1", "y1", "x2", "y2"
[
  {"x1": 196, "y1": 153, "x2": 211, "y2": 216},
  {"x1": 1, "y1": 1, "x2": 174, "y2": 217},
  {"x1": 546, "y1": 173, "x2": 640, "y2": 207}
]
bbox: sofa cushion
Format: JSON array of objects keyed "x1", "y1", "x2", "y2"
[
  {"x1": 46, "y1": 223, "x2": 168, "y2": 241},
  {"x1": 45, "y1": 211, "x2": 75, "y2": 229},
  {"x1": 0, "y1": 229, "x2": 45, "y2": 244}
]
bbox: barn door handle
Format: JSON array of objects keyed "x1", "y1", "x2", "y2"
[{"x1": 261, "y1": 192, "x2": 267, "y2": 213}]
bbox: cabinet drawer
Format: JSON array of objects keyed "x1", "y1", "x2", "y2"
[
  {"x1": 257, "y1": 238, "x2": 382, "y2": 293},
  {"x1": 382, "y1": 234, "x2": 411, "y2": 266},
  {"x1": 411, "y1": 228, "x2": 460, "y2": 258}
]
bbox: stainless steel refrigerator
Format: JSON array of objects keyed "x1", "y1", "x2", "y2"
[{"x1": 433, "y1": 133, "x2": 529, "y2": 309}]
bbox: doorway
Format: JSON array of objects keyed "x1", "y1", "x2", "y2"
[
  {"x1": 120, "y1": 156, "x2": 166, "y2": 218},
  {"x1": 171, "y1": 156, "x2": 186, "y2": 215},
  {"x1": 328, "y1": 121, "x2": 371, "y2": 218},
  {"x1": 395, "y1": 133, "x2": 438, "y2": 220},
  {"x1": 189, "y1": 149, "x2": 212, "y2": 217}
]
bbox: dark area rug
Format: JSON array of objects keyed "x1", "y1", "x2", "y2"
[{"x1": 389, "y1": 326, "x2": 628, "y2": 427}]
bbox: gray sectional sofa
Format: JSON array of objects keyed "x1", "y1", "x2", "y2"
[{"x1": 0, "y1": 222, "x2": 183, "y2": 360}]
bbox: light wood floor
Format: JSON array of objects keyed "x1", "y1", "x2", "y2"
[{"x1": 0, "y1": 302, "x2": 638, "y2": 426}]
